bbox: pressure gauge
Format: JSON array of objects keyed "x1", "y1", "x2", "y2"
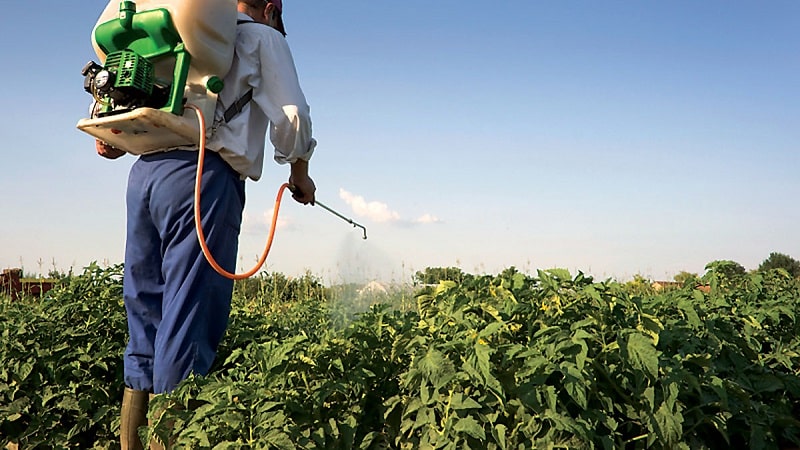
[{"x1": 95, "y1": 70, "x2": 114, "y2": 93}]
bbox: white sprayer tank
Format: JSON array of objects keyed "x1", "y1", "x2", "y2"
[
  {"x1": 78, "y1": 0, "x2": 238, "y2": 154},
  {"x1": 91, "y1": 0, "x2": 237, "y2": 85}
]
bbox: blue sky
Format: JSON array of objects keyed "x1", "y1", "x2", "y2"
[{"x1": 0, "y1": 1, "x2": 797, "y2": 283}]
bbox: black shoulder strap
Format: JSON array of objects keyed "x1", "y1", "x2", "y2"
[{"x1": 223, "y1": 88, "x2": 253, "y2": 123}]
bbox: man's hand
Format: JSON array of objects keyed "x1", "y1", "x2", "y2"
[
  {"x1": 95, "y1": 140, "x2": 126, "y2": 159},
  {"x1": 289, "y1": 159, "x2": 316, "y2": 205}
]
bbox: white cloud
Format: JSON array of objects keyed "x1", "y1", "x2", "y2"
[
  {"x1": 339, "y1": 189, "x2": 401, "y2": 223},
  {"x1": 339, "y1": 188, "x2": 442, "y2": 226},
  {"x1": 414, "y1": 214, "x2": 442, "y2": 224}
]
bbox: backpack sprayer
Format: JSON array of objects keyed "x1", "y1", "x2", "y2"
[{"x1": 78, "y1": 0, "x2": 366, "y2": 280}]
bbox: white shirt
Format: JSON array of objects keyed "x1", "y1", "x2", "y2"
[{"x1": 207, "y1": 12, "x2": 316, "y2": 181}]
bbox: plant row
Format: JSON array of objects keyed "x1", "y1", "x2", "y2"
[{"x1": 2, "y1": 263, "x2": 800, "y2": 449}]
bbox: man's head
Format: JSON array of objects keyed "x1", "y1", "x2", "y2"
[{"x1": 238, "y1": 0, "x2": 286, "y2": 36}]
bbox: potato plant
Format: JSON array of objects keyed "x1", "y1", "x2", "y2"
[
  {"x1": 2, "y1": 262, "x2": 800, "y2": 449},
  {"x1": 0, "y1": 263, "x2": 126, "y2": 448}
]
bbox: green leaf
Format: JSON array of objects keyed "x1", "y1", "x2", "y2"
[
  {"x1": 570, "y1": 318, "x2": 596, "y2": 331},
  {"x1": 16, "y1": 360, "x2": 34, "y2": 383},
  {"x1": 411, "y1": 406, "x2": 435, "y2": 433},
  {"x1": 638, "y1": 313, "x2": 663, "y2": 345},
  {"x1": 652, "y1": 384, "x2": 683, "y2": 446},
  {"x1": 544, "y1": 268, "x2": 572, "y2": 281},
  {"x1": 678, "y1": 297, "x2": 702, "y2": 328},
  {"x1": 751, "y1": 374, "x2": 784, "y2": 393},
  {"x1": 435, "y1": 280, "x2": 458, "y2": 295},
  {"x1": 643, "y1": 386, "x2": 655, "y2": 412},
  {"x1": 563, "y1": 364, "x2": 587, "y2": 409},
  {"x1": 466, "y1": 341, "x2": 504, "y2": 399},
  {"x1": 571, "y1": 329, "x2": 591, "y2": 371},
  {"x1": 265, "y1": 431, "x2": 295, "y2": 450},
  {"x1": 544, "y1": 385, "x2": 557, "y2": 411},
  {"x1": 492, "y1": 423, "x2": 507, "y2": 450},
  {"x1": 416, "y1": 347, "x2": 456, "y2": 390},
  {"x1": 533, "y1": 325, "x2": 562, "y2": 339},
  {"x1": 359, "y1": 431, "x2": 381, "y2": 450},
  {"x1": 450, "y1": 393, "x2": 482, "y2": 411},
  {"x1": 511, "y1": 272, "x2": 526, "y2": 290},
  {"x1": 401, "y1": 397, "x2": 422, "y2": 420},
  {"x1": 516, "y1": 355, "x2": 551, "y2": 380},
  {"x1": 623, "y1": 333, "x2": 659, "y2": 378},
  {"x1": 478, "y1": 321, "x2": 503, "y2": 339},
  {"x1": 454, "y1": 416, "x2": 486, "y2": 440}
]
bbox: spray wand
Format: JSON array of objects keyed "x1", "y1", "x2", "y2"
[{"x1": 290, "y1": 188, "x2": 367, "y2": 240}]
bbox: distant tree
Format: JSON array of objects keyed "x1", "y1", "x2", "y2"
[
  {"x1": 704, "y1": 260, "x2": 746, "y2": 279},
  {"x1": 47, "y1": 268, "x2": 70, "y2": 280},
  {"x1": 623, "y1": 274, "x2": 655, "y2": 296},
  {"x1": 758, "y1": 252, "x2": 800, "y2": 277},
  {"x1": 673, "y1": 271, "x2": 698, "y2": 285},
  {"x1": 413, "y1": 267, "x2": 466, "y2": 285}
]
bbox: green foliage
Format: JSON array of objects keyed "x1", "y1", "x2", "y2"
[
  {"x1": 413, "y1": 266, "x2": 468, "y2": 285},
  {"x1": 673, "y1": 271, "x2": 698, "y2": 285},
  {"x1": 3, "y1": 263, "x2": 800, "y2": 449},
  {"x1": 233, "y1": 271, "x2": 328, "y2": 306},
  {"x1": 759, "y1": 252, "x2": 800, "y2": 278},
  {"x1": 0, "y1": 263, "x2": 126, "y2": 448},
  {"x1": 705, "y1": 260, "x2": 747, "y2": 280},
  {"x1": 624, "y1": 273, "x2": 657, "y2": 296},
  {"x1": 155, "y1": 267, "x2": 800, "y2": 449}
]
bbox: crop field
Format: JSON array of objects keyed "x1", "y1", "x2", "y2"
[{"x1": 2, "y1": 261, "x2": 800, "y2": 449}]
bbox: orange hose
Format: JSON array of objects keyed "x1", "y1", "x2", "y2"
[{"x1": 187, "y1": 104, "x2": 288, "y2": 280}]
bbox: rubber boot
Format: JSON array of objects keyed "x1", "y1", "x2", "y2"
[{"x1": 120, "y1": 387, "x2": 149, "y2": 450}]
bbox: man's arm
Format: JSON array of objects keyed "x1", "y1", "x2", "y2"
[
  {"x1": 254, "y1": 30, "x2": 316, "y2": 165},
  {"x1": 253, "y1": 29, "x2": 316, "y2": 205}
]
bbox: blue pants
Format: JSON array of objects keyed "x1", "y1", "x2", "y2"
[{"x1": 122, "y1": 150, "x2": 245, "y2": 394}]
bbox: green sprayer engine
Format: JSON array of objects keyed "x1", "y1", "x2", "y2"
[
  {"x1": 82, "y1": 0, "x2": 192, "y2": 116},
  {"x1": 83, "y1": 50, "x2": 169, "y2": 114}
]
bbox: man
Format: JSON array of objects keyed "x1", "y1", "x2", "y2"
[{"x1": 96, "y1": 1, "x2": 316, "y2": 447}]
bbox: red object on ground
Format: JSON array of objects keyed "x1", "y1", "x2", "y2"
[{"x1": 1, "y1": 268, "x2": 56, "y2": 300}]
